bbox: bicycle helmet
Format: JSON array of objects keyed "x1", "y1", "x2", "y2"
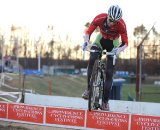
[{"x1": 108, "y1": 5, "x2": 122, "y2": 22}]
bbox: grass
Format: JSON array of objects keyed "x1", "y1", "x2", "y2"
[
  {"x1": 122, "y1": 83, "x2": 160, "y2": 103},
  {"x1": 1, "y1": 73, "x2": 160, "y2": 103}
]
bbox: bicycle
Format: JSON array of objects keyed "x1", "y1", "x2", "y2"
[{"x1": 86, "y1": 47, "x2": 117, "y2": 111}]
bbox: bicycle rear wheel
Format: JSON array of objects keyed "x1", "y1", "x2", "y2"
[{"x1": 88, "y1": 60, "x2": 101, "y2": 111}]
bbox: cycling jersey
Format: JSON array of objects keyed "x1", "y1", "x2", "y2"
[{"x1": 85, "y1": 13, "x2": 128, "y2": 46}]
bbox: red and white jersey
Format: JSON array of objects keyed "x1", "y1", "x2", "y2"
[{"x1": 85, "y1": 13, "x2": 128, "y2": 45}]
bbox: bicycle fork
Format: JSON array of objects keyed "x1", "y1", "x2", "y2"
[
  {"x1": 93, "y1": 69, "x2": 101, "y2": 109},
  {"x1": 94, "y1": 68, "x2": 105, "y2": 109}
]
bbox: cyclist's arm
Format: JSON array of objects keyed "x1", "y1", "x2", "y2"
[
  {"x1": 120, "y1": 21, "x2": 128, "y2": 47},
  {"x1": 84, "y1": 14, "x2": 105, "y2": 42},
  {"x1": 86, "y1": 22, "x2": 97, "y2": 35},
  {"x1": 121, "y1": 33, "x2": 128, "y2": 47},
  {"x1": 84, "y1": 14, "x2": 101, "y2": 41},
  {"x1": 84, "y1": 22, "x2": 97, "y2": 42},
  {"x1": 116, "y1": 23, "x2": 128, "y2": 54}
]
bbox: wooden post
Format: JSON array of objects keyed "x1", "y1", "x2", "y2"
[
  {"x1": 136, "y1": 23, "x2": 156, "y2": 101},
  {"x1": 136, "y1": 46, "x2": 140, "y2": 101}
]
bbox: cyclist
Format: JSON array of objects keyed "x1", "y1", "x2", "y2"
[{"x1": 82, "y1": 5, "x2": 128, "y2": 111}]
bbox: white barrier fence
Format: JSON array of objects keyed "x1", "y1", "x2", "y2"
[{"x1": 25, "y1": 93, "x2": 160, "y2": 116}]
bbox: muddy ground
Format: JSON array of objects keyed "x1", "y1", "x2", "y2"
[{"x1": 0, "y1": 121, "x2": 75, "y2": 130}]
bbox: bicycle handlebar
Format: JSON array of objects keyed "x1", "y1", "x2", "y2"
[
  {"x1": 89, "y1": 49, "x2": 115, "y2": 55},
  {"x1": 84, "y1": 44, "x2": 117, "y2": 65}
]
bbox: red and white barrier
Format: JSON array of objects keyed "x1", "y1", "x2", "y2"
[{"x1": 0, "y1": 101, "x2": 160, "y2": 130}]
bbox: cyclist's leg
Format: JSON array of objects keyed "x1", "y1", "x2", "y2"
[
  {"x1": 99, "y1": 38, "x2": 115, "y2": 110},
  {"x1": 113, "y1": 37, "x2": 121, "y2": 47},
  {"x1": 93, "y1": 33, "x2": 103, "y2": 50},
  {"x1": 104, "y1": 55, "x2": 114, "y2": 103},
  {"x1": 104, "y1": 39, "x2": 120, "y2": 103}
]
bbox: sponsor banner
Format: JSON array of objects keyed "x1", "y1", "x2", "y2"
[
  {"x1": 131, "y1": 114, "x2": 160, "y2": 130},
  {"x1": 0, "y1": 102, "x2": 7, "y2": 118},
  {"x1": 86, "y1": 110, "x2": 129, "y2": 130},
  {"x1": 46, "y1": 107, "x2": 85, "y2": 127},
  {"x1": 8, "y1": 103, "x2": 44, "y2": 123}
]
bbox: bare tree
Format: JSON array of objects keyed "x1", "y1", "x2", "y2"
[
  {"x1": 66, "y1": 47, "x2": 72, "y2": 59},
  {"x1": 133, "y1": 24, "x2": 148, "y2": 58},
  {"x1": 48, "y1": 40, "x2": 54, "y2": 59},
  {"x1": 133, "y1": 24, "x2": 148, "y2": 38},
  {"x1": 57, "y1": 44, "x2": 62, "y2": 60},
  {"x1": 74, "y1": 45, "x2": 80, "y2": 59}
]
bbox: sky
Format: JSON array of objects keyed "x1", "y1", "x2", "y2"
[{"x1": 0, "y1": 0, "x2": 160, "y2": 40}]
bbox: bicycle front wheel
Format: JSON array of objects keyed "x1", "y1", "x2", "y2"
[{"x1": 88, "y1": 60, "x2": 101, "y2": 111}]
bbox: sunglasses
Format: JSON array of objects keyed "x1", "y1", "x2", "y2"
[{"x1": 108, "y1": 17, "x2": 118, "y2": 23}]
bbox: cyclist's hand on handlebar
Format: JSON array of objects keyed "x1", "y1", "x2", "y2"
[
  {"x1": 112, "y1": 44, "x2": 128, "y2": 55},
  {"x1": 82, "y1": 42, "x2": 89, "y2": 51},
  {"x1": 111, "y1": 48, "x2": 119, "y2": 55}
]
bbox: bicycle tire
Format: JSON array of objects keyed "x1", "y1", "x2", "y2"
[
  {"x1": 101, "y1": 70, "x2": 105, "y2": 108},
  {"x1": 88, "y1": 60, "x2": 101, "y2": 111}
]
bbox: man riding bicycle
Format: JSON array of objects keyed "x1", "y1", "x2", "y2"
[{"x1": 82, "y1": 5, "x2": 128, "y2": 111}]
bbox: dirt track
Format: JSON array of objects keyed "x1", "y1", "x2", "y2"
[{"x1": 0, "y1": 121, "x2": 75, "y2": 130}]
